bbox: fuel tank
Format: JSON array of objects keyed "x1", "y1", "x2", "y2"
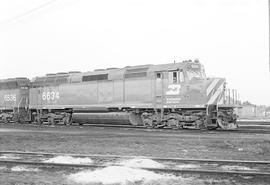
[{"x1": 72, "y1": 112, "x2": 143, "y2": 125}]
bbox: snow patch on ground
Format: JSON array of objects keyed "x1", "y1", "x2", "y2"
[
  {"x1": 67, "y1": 166, "x2": 177, "y2": 185},
  {"x1": 0, "y1": 154, "x2": 21, "y2": 160},
  {"x1": 177, "y1": 164, "x2": 200, "y2": 169},
  {"x1": 117, "y1": 158, "x2": 165, "y2": 169},
  {"x1": 43, "y1": 155, "x2": 93, "y2": 164},
  {"x1": 11, "y1": 166, "x2": 40, "y2": 172},
  {"x1": 221, "y1": 165, "x2": 253, "y2": 171}
]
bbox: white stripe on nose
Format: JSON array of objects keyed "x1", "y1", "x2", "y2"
[
  {"x1": 206, "y1": 79, "x2": 219, "y2": 96},
  {"x1": 207, "y1": 83, "x2": 224, "y2": 105}
]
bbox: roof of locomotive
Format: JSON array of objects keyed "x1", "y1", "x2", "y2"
[{"x1": 30, "y1": 60, "x2": 200, "y2": 86}]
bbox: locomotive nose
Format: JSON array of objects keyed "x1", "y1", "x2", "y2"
[{"x1": 205, "y1": 78, "x2": 226, "y2": 105}]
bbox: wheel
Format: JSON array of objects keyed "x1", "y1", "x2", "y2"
[
  {"x1": 217, "y1": 118, "x2": 237, "y2": 130},
  {"x1": 63, "y1": 116, "x2": 73, "y2": 125},
  {"x1": 47, "y1": 117, "x2": 55, "y2": 125},
  {"x1": 3, "y1": 117, "x2": 8, "y2": 124}
]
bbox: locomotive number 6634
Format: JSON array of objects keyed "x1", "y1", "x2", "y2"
[{"x1": 42, "y1": 91, "x2": 60, "y2": 101}]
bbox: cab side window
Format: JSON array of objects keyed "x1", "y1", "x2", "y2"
[
  {"x1": 168, "y1": 70, "x2": 184, "y2": 84},
  {"x1": 169, "y1": 71, "x2": 179, "y2": 84},
  {"x1": 173, "y1": 72, "x2": 178, "y2": 83},
  {"x1": 156, "y1": 73, "x2": 161, "y2": 79}
]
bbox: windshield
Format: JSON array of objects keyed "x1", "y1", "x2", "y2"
[{"x1": 186, "y1": 67, "x2": 206, "y2": 80}]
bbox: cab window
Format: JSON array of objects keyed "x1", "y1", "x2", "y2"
[
  {"x1": 169, "y1": 71, "x2": 177, "y2": 84},
  {"x1": 156, "y1": 73, "x2": 162, "y2": 79},
  {"x1": 186, "y1": 64, "x2": 205, "y2": 80},
  {"x1": 173, "y1": 72, "x2": 178, "y2": 83},
  {"x1": 169, "y1": 70, "x2": 184, "y2": 84}
]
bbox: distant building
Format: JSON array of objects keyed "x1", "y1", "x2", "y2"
[{"x1": 238, "y1": 104, "x2": 266, "y2": 118}]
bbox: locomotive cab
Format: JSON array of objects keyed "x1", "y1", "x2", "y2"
[{"x1": 162, "y1": 60, "x2": 207, "y2": 106}]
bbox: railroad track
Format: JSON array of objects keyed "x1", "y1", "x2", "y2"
[
  {"x1": 78, "y1": 124, "x2": 270, "y2": 134},
  {"x1": 1, "y1": 151, "x2": 270, "y2": 177},
  {"x1": 2, "y1": 122, "x2": 270, "y2": 134}
]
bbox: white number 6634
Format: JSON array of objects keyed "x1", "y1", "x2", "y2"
[{"x1": 42, "y1": 91, "x2": 60, "y2": 101}]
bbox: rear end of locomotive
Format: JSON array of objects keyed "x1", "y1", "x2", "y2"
[{"x1": 140, "y1": 60, "x2": 239, "y2": 130}]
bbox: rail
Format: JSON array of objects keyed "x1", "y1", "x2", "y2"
[{"x1": 0, "y1": 151, "x2": 270, "y2": 176}]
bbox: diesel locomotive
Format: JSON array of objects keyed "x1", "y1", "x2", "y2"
[{"x1": 0, "y1": 60, "x2": 239, "y2": 130}]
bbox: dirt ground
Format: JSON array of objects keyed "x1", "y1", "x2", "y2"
[
  {"x1": 1, "y1": 123, "x2": 270, "y2": 185},
  {"x1": 0, "y1": 123, "x2": 270, "y2": 161}
]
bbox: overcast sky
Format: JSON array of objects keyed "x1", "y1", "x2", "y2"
[{"x1": 0, "y1": 0, "x2": 269, "y2": 105}]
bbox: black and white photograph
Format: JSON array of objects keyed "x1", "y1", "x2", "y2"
[{"x1": 0, "y1": 0, "x2": 269, "y2": 184}]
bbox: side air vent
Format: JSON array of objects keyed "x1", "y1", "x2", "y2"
[
  {"x1": 94, "y1": 69, "x2": 106, "y2": 71},
  {"x1": 124, "y1": 67, "x2": 148, "y2": 78},
  {"x1": 126, "y1": 67, "x2": 148, "y2": 73},
  {"x1": 124, "y1": 72, "x2": 147, "y2": 78},
  {"x1": 82, "y1": 74, "x2": 108, "y2": 82},
  {"x1": 15, "y1": 77, "x2": 28, "y2": 80},
  {"x1": 56, "y1": 72, "x2": 68, "y2": 75},
  {"x1": 106, "y1": 67, "x2": 119, "y2": 70},
  {"x1": 46, "y1": 73, "x2": 56, "y2": 76},
  {"x1": 68, "y1": 71, "x2": 81, "y2": 74}
]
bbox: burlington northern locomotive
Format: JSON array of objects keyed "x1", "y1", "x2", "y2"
[{"x1": 0, "y1": 60, "x2": 238, "y2": 130}]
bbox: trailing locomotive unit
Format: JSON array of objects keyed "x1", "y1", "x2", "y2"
[
  {"x1": 0, "y1": 78, "x2": 30, "y2": 123},
  {"x1": 28, "y1": 60, "x2": 238, "y2": 130}
]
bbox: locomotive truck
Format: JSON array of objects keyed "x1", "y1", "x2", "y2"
[{"x1": 0, "y1": 60, "x2": 238, "y2": 130}]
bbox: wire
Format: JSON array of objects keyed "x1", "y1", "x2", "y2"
[{"x1": 0, "y1": 0, "x2": 58, "y2": 25}]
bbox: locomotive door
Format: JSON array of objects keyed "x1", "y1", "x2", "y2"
[{"x1": 155, "y1": 72, "x2": 163, "y2": 105}]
